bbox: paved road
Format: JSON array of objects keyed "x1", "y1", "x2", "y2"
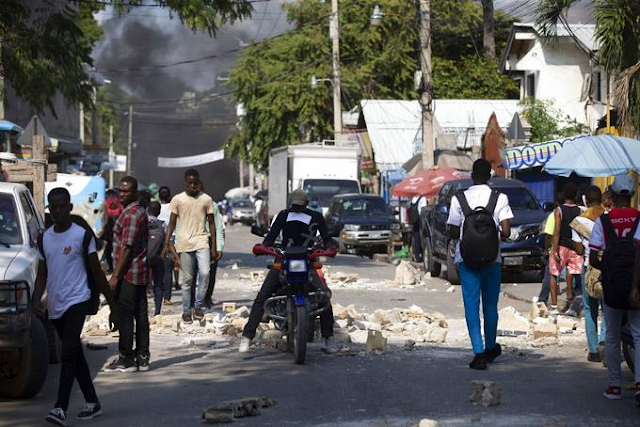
[{"x1": 1, "y1": 225, "x2": 638, "y2": 427}]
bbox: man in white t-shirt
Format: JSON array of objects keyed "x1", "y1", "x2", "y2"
[
  {"x1": 447, "y1": 159, "x2": 513, "y2": 370},
  {"x1": 32, "y1": 188, "x2": 112, "y2": 425}
]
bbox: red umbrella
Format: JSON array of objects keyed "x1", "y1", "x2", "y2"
[{"x1": 391, "y1": 166, "x2": 469, "y2": 198}]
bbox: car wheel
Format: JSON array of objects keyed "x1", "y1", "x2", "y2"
[
  {"x1": 446, "y1": 241, "x2": 460, "y2": 285},
  {"x1": 423, "y1": 242, "x2": 441, "y2": 278}
]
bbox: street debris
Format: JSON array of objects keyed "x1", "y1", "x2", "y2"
[
  {"x1": 202, "y1": 396, "x2": 278, "y2": 424},
  {"x1": 497, "y1": 306, "x2": 529, "y2": 337},
  {"x1": 327, "y1": 271, "x2": 361, "y2": 284},
  {"x1": 394, "y1": 261, "x2": 422, "y2": 285},
  {"x1": 470, "y1": 380, "x2": 501, "y2": 407},
  {"x1": 418, "y1": 419, "x2": 439, "y2": 427},
  {"x1": 366, "y1": 330, "x2": 387, "y2": 354},
  {"x1": 446, "y1": 286, "x2": 456, "y2": 293}
]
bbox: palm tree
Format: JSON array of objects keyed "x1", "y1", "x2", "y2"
[{"x1": 536, "y1": 0, "x2": 640, "y2": 134}]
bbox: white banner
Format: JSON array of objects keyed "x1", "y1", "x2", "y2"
[
  {"x1": 157, "y1": 150, "x2": 225, "y2": 168},
  {"x1": 115, "y1": 155, "x2": 127, "y2": 172}
]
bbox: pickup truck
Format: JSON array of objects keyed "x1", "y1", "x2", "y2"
[
  {"x1": 0, "y1": 182, "x2": 49, "y2": 398},
  {"x1": 419, "y1": 178, "x2": 551, "y2": 284}
]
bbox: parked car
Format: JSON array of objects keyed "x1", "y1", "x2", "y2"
[
  {"x1": 419, "y1": 178, "x2": 551, "y2": 284},
  {"x1": 229, "y1": 199, "x2": 256, "y2": 225},
  {"x1": 0, "y1": 182, "x2": 49, "y2": 399},
  {"x1": 325, "y1": 194, "x2": 401, "y2": 256}
]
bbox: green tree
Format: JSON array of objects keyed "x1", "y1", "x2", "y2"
[
  {"x1": 228, "y1": 0, "x2": 518, "y2": 168},
  {"x1": 0, "y1": 0, "x2": 253, "y2": 116},
  {"x1": 536, "y1": 0, "x2": 640, "y2": 133},
  {"x1": 520, "y1": 98, "x2": 589, "y2": 142}
]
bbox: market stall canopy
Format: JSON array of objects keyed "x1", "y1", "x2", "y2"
[
  {"x1": 0, "y1": 120, "x2": 23, "y2": 133},
  {"x1": 391, "y1": 166, "x2": 469, "y2": 198},
  {"x1": 543, "y1": 134, "x2": 640, "y2": 177}
]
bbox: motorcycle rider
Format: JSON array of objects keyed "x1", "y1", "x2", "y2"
[{"x1": 239, "y1": 189, "x2": 337, "y2": 354}]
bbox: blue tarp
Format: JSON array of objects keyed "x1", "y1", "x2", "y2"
[
  {"x1": 0, "y1": 120, "x2": 23, "y2": 133},
  {"x1": 543, "y1": 134, "x2": 640, "y2": 177}
]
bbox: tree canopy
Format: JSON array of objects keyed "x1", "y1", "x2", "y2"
[
  {"x1": 227, "y1": 0, "x2": 518, "y2": 168},
  {"x1": 0, "y1": 0, "x2": 253, "y2": 116}
]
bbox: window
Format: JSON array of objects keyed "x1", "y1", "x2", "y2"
[
  {"x1": 591, "y1": 71, "x2": 603, "y2": 102},
  {"x1": 0, "y1": 194, "x2": 22, "y2": 245},
  {"x1": 526, "y1": 74, "x2": 536, "y2": 98},
  {"x1": 302, "y1": 179, "x2": 361, "y2": 208},
  {"x1": 500, "y1": 187, "x2": 541, "y2": 211},
  {"x1": 19, "y1": 192, "x2": 39, "y2": 245},
  {"x1": 341, "y1": 197, "x2": 389, "y2": 216}
]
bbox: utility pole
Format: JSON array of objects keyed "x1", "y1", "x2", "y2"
[
  {"x1": 239, "y1": 158, "x2": 244, "y2": 188},
  {"x1": 79, "y1": 104, "x2": 84, "y2": 143},
  {"x1": 249, "y1": 163, "x2": 255, "y2": 193},
  {"x1": 108, "y1": 124, "x2": 114, "y2": 188},
  {"x1": 419, "y1": 0, "x2": 435, "y2": 170},
  {"x1": 331, "y1": 0, "x2": 342, "y2": 139},
  {"x1": 126, "y1": 105, "x2": 133, "y2": 176}
]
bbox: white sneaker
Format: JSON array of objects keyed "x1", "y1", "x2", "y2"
[
  {"x1": 322, "y1": 336, "x2": 337, "y2": 354},
  {"x1": 238, "y1": 337, "x2": 251, "y2": 353},
  {"x1": 549, "y1": 305, "x2": 559, "y2": 315}
]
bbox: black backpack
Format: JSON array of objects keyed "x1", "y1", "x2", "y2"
[
  {"x1": 601, "y1": 213, "x2": 640, "y2": 309},
  {"x1": 147, "y1": 218, "x2": 165, "y2": 262},
  {"x1": 38, "y1": 226, "x2": 100, "y2": 315},
  {"x1": 456, "y1": 190, "x2": 500, "y2": 268},
  {"x1": 407, "y1": 200, "x2": 420, "y2": 225}
]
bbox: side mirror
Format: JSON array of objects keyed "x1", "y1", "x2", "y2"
[
  {"x1": 251, "y1": 225, "x2": 265, "y2": 237},
  {"x1": 542, "y1": 202, "x2": 555, "y2": 212}
]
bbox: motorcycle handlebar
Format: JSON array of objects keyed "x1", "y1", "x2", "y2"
[{"x1": 252, "y1": 244, "x2": 338, "y2": 260}]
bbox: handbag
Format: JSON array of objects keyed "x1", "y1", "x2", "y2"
[{"x1": 585, "y1": 265, "x2": 603, "y2": 299}]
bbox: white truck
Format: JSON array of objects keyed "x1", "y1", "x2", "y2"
[{"x1": 268, "y1": 143, "x2": 361, "y2": 218}]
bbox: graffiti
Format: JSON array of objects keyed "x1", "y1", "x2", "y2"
[{"x1": 505, "y1": 136, "x2": 586, "y2": 170}]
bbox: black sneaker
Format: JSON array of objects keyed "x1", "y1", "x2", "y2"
[
  {"x1": 77, "y1": 402, "x2": 102, "y2": 420},
  {"x1": 45, "y1": 408, "x2": 66, "y2": 426},
  {"x1": 587, "y1": 352, "x2": 602, "y2": 363},
  {"x1": 485, "y1": 344, "x2": 502, "y2": 363},
  {"x1": 182, "y1": 312, "x2": 193, "y2": 324},
  {"x1": 137, "y1": 354, "x2": 150, "y2": 372},
  {"x1": 103, "y1": 356, "x2": 137, "y2": 373},
  {"x1": 193, "y1": 307, "x2": 205, "y2": 321},
  {"x1": 469, "y1": 353, "x2": 487, "y2": 370}
]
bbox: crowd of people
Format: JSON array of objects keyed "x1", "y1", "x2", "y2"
[{"x1": 31, "y1": 161, "x2": 640, "y2": 425}]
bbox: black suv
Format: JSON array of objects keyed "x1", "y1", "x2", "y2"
[
  {"x1": 325, "y1": 194, "x2": 401, "y2": 256},
  {"x1": 419, "y1": 178, "x2": 550, "y2": 284}
]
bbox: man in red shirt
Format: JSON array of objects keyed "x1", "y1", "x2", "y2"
[
  {"x1": 589, "y1": 175, "x2": 640, "y2": 406},
  {"x1": 104, "y1": 176, "x2": 150, "y2": 373}
]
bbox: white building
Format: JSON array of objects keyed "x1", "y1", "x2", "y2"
[{"x1": 500, "y1": 23, "x2": 606, "y2": 130}]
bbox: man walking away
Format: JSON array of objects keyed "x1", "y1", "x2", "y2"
[
  {"x1": 104, "y1": 176, "x2": 151, "y2": 373},
  {"x1": 33, "y1": 188, "x2": 110, "y2": 425},
  {"x1": 447, "y1": 159, "x2": 513, "y2": 370},
  {"x1": 570, "y1": 186, "x2": 606, "y2": 362},
  {"x1": 148, "y1": 201, "x2": 167, "y2": 317},
  {"x1": 588, "y1": 175, "x2": 640, "y2": 406},
  {"x1": 162, "y1": 169, "x2": 217, "y2": 324}
]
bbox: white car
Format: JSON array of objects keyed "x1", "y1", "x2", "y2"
[{"x1": 0, "y1": 182, "x2": 49, "y2": 399}]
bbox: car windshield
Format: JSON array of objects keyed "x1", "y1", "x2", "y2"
[
  {"x1": 0, "y1": 193, "x2": 22, "y2": 245},
  {"x1": 341, "y1": 198, "x2": 389, "y2": 216},
  {"x1": 233, "y1": 200, "x2": 252, "y2": 208},
  {"x1": 303, "y1": 179, "x2": 360, "y2": 207},
  {"x1": 500, "y1": 187, "x2": 541, "y2": 210}
]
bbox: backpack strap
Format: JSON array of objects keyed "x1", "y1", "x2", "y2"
[
  {"x1": 456, "y1": 191, "x2": 472, "y2": 217},
  {"x1": 600, "y1": 214, "x2": 618, "y2": 243},
  {"x1": 486, "y1": 191, "x2": 500, "y2": 215},
  {"x1": 82, "y1": 228, "x2": 93, "y2": 258}
]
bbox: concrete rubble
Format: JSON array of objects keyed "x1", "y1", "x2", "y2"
[
  {"x1": 418, "y1": 419, "x2": 439, "y2": 427},
  {"x1": 202, "y1": 397, "x2": 277, "y2": 424},
  {"x1": 365, "y1": 330, "x2": 387, "y2": 353},
  {"x1": 394, "y1": 261, "x2": 422, "y2": 285},
  {"x1": 470, "y1": 380, "x2": 501, "y2": 407}
]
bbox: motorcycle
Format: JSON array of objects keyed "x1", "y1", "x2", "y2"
[{"x1": 252, "y1": 243, "x2": 337, "y2": 364}]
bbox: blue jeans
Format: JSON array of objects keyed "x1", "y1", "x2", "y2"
[
  {"x1": 538, "y1": 258, "x2": 550, "y2": 303},
  {"x1": 581, "y1": 266, "x2": 606, "y2": 353},
  {"x1": 179, "y1": 248, "x2": 210, "y2": 313},
  {"x1": 458, "y1": 262, "x2": 502, "y2": 354}
]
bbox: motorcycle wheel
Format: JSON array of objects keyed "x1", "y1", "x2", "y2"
[
  {"x1": 623, "y1": 341, "x2": 635, "y2": 374},
  {"x1": 293, "y1": 305, "x2": 309, "y2": 365}
]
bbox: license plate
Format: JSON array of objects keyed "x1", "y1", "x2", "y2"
[{"x1": 504, "y1": 256, "x2": 523, "y2": 266}]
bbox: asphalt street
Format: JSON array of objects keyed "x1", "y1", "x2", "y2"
[{"x1": 1, "y1": 225, "x2": 639, "y2": 427}]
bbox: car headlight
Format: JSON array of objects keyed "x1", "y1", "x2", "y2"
[
  {"x1": 288, "y1": 260, "x2": 308, "y2": 273},
  {"x1": 343, "y1": 224, "x2": 360, "y2": 231},
  {"x1": 390, "y1": 223, "x2": 401, "y2": 231},
  {"x1": 0, "y1": 281, "x2": 30, "y2": 314}
]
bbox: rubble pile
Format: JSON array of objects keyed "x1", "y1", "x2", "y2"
[{"x1": 202, "y1": 396, "x2": 278, "y2": 424}]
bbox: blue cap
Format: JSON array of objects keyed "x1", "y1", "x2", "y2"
[{"x1": 611, "y1": 175, "x2": 635, "y2": 196}]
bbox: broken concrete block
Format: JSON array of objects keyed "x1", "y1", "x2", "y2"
[
  {"x1": 556, "y1": 315, "x2": 578, "y2": 331},
  {"x1": 470, "y1": 380, "x2": 502, "y2": 407},
  {"x1": 260, "y1": 330, "x2": 283, "y2": 343},
  {"x1": 222, "y1": 302, "x2": 237, "y2": 313},
  {"x1": 419, "y1": 419, "x2": 439, "y2": 427},
  {"x1": 231, "y1": 306, "x2": 250, "y2": 318},
  {"x1": 348, "y1": 330, "x2": 368, "y2": 345},
  {"x1": 425, "y1": 326, "x2": 448, "y2": 343},
  {"x1": 333, "y1": 303, "x2": 359, "y2": 320},
  {"x1": 335, "y1": 319, "x2": 350, "y2": 329},
  {"x1": 365, "y1": 330, "x2": 387, "y2": 353},
  {"x1": 532, "y1": 322, "x2": 558, "y2": 340},
  {"x1": 250, "y1": 271, "x2": 265, "y2": 282},
  {"x1": 334, "y1": 329, "x2": 351, "y2": 344},
  {"x1": 537, "y1": 302, "x2": 548, "y2": 317},
  {"x1": 446, "y1": 286, "x2": 456, "y2": 293},
  {"x1": 387, "y1": 323, "x2": 404, "y2": 334},
  {"x1": 231, "y1": 318, "x2": 247, "y2": 330},
  {"x1": 231, "y1": 263, "x2": 239, "y2": 270},
  {"x1": 497, "y1": 306, "x2": 529, "y2": 337},
  {"x1": 202, "y1": 409, "x2": 234, "y2": 424},
  {"x1": 395, "y1": 261, "x2": 422, "y2": 285},
  {"x1": 203, "y1": 397, "x2": 264, "y2": 421}
]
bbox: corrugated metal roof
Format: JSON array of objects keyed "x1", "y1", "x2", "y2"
[
  {"x1": 361, "y1": 99, "x2": 521, "y2": 168},
  {"x1": 517, "y1": 22, "x2": 596, "y2": 52}
]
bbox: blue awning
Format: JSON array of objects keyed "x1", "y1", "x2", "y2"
[{"x1": 0, "y1": 120, "x2": 23, "y2": 133}]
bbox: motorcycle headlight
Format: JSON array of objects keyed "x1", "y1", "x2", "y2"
[
  {"x1": 390, "y1": 223, "x2": 401, "y2": 231},
  {"x1": 343, "y1": 224, "x2": 360, "y2": 231},
  {"x1": 288, "y1": 259, "x2": 308, "y2": 273}
]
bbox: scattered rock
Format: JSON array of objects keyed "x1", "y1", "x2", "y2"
[
  {"x1": 446, "y1": 286, "x2": 456, "y2": 293},
  {"x1": 404, "y1": 340, "x2": 416, "y2": 351},
  {"x1": 470, "y1": 380, "x2": 502, "y2": 407},
  {"x1": 334, "y1": 329, "x2": 351, "y2": 344},
  {"x1": 202, "y1": 397, "x2": 278, "y2": 424},
  {"x1": 231, "y1": 263, "x2": 239, "y2": 270},
  {"x1": 250, "y1": 271, "x2": 265, "y2": 282},
  {"x1": 425, "y1": 325, "x2": 448, "y2": 343},
  {"x1": 229, "y1": 306, "x2": 250, "y2": 319},
  {"x1": 497, "y1": 306, "x2": 529, "y2": 337},
  {"x1": 556, "y1": 315, "x2": 578, "y2": 331},
  {"x1": 222, "y1": 302, "x2": 237, "y2": 313},
  {"x1": 419, "y1": 419, "x2": 438, "y2": 427},
  {"x1": 329, "y1": 272, "x2": 360, "y2": 283},
  {"x1": 532, "y1": 323, "x2": 558, "y2": 340},
  {"x1": 394, "y1": 261, "x2": 422, "y2": 285},
  {"x1": 335, "y1": 319, "x2": 350, "y2": 329},
  {"x1": 365, "y1": 330, "x2": 387, "y2": 353}
]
